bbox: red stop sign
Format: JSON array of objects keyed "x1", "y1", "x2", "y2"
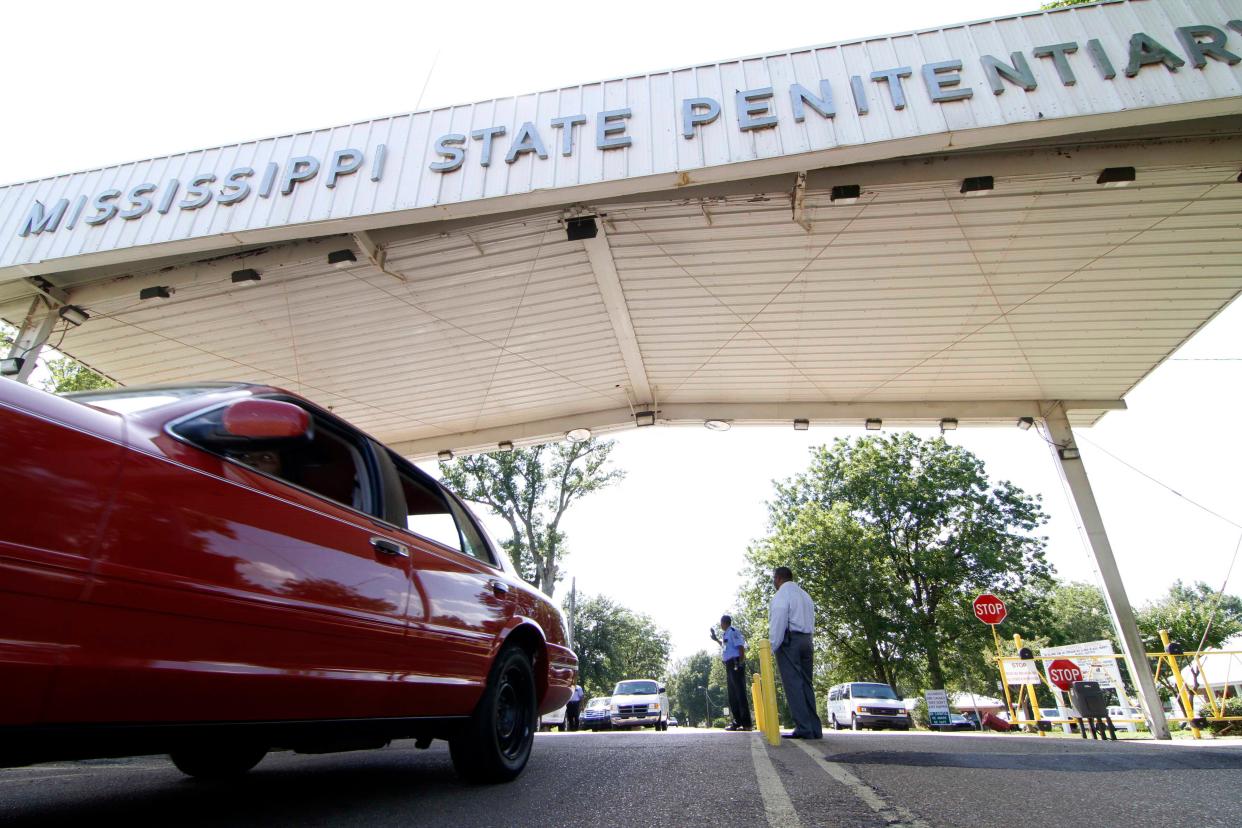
[
  {"x1": 973, "y1": 593, "x2": 1007, "y2": 625},
  {"x1": 1047, "y1": 659, "x2": 1083, "y2": 691}
]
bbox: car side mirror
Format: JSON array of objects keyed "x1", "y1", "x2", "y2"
[{"x1": 177, "y1": 399, "x2": 313, "y2": 450}]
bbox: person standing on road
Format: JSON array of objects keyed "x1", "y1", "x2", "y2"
[
  {"x1": 717, "y1": 615, "x2": 753, "y2": 731},
  {"x1": 566, "y1": 684, "x2": 584, "y2": 732},
  {"x1": 769, "y1": 566, "x2": 822, "y2": 739}
]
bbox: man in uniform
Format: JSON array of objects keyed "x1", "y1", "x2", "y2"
[
  {"x1": 717, "y1": 615, "x2": 752, "y2": 731},
  {"x1": 566, "y1": 683, "x2": 584, "y2": 731},
  {"x1": 769, "y1": 566, "x2": 822, "y2": 739}
]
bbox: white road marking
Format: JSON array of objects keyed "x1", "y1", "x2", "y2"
[
  {"x1": 794, "y1": 740, "x2": 931, "y2": 828},
  {"x1": 750, "y1": 736, "x2": 803, "y2": 828}
]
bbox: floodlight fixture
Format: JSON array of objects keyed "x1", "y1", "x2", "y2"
[
  {"x1": 0, "y1": 357, "x2": 25, "y2": 376},
  {"x1": 939, "y1": 418, "x2": 958, "y2": 432},
  {"x1": 437, "y1": 450, "x2": 454, "y2": 461},
  {"x1": 497, "y1": 440, "x2": 515, "y2": 452},
  {"x1": 1017, "y1": 417, "x2": 1034, "y2": 430},
  {"x1": 830, "y1": 184, "x2": 861, "y2": 204},
  {"x1": 231, "y1": 268, "x2": 261, "y2": 285},
  {"x1": 58, "y1": 305, "x2": 89, "y2": 326},
  {"x1": 1058, "y1": 447, "x2": 1081, "y2": 461},
  {"x1": 865, "y1": 418, "x2": 882, "y2": 431},
  {"x1": 960, "y1": 176, "x2": 994, "y2": 196},
  {"x1": 565, "y1": 216, "x2": 598, "y2": 241},
  {"x1": 1096, "y1": 167, "x2": 1135, "y2": 187},
  {"x1": 566, "y1": 428, "x2": 592, "y2": 443},
  {"x1": 328, "y1": 249, "x2": 357, "y2": 268},
  {"x1": 634, "y1": 410, "x2": 656, "y2": 427},
  {"x1": 792, "y1": 418, "x2": 810, "y2": 431},
  {"x1": 139, "y1": 285, "x2": 173, "y2": 300}
]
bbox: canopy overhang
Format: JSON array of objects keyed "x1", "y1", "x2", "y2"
[{"x1": 2, "y1": 0, "x2": 1240, "y2": 457}]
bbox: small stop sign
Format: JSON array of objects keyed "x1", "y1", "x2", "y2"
[
  {"x1": 1047, "y1": 659, "x2": 1083, "y2": 691},
  {"x1": 973, "y1": 593, "x2": 1007, "y2": 625}
]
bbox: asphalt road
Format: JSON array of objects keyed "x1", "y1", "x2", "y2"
[{"x1": 4, "y1": 730, "x2": 1241, "y2": 827}]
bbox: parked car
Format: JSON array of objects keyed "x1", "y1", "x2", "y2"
[
  {"x1": 668, "y1": 717, "x2": 679, "y2": 727},
  {"x1": 930, "y1": 713, "x2": 976, "y2": 732},
  {"x1": 827, "y1": 682, "x2": 911, "y2": 731},
  {"x1": 541, "y1": 705, "x2": 568, "y2": 732},
  {"x1": 0, "y1": 382, "x2": 577, "y2": 783},
  {"x1": 1107, "y1": 705, "x2": 1139, "y2": 733},
  {"x1": 582, "y1": 697, "x2": 612, "y2": 731},
  {"x1": 609, "y1": 679, "x2": 670, "y2": 730}
]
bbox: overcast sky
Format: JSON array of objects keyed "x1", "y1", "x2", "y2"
[{"x1": 5, "y1": 0, "x2": 1240, "y2": 662}]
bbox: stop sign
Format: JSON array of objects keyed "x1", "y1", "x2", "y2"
[
  {"x1": 972, "y1": 593, "x2": 1007, "y2": 625},
  {"x1": 1047, "y1": 659, "x2": 1083, "y2": 691}
]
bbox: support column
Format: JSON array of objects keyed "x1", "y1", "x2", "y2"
[
  {"x1": 3, "y1": 297, "x2": 58, "y2": 384},
  {"x1": 1043, "y1": 403, "x2": 1171, "y2": 740}
]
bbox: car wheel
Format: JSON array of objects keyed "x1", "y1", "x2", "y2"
[
  {"x1": 449, "y1": 644, "x2": 536, "y2": 784},
  {"x1": 851, "y1": 715, "x2": 860, "y2": 731},
  {"x1": 170, "y1": 742, "x2": 268, "y2": 779},
  {"x1": 831, "y1": 715, "x2": 840, "y2": 731}
]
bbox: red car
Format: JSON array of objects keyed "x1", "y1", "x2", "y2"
[{"x1": 0, "y1": 380, "x2": 576, "y2": 783}]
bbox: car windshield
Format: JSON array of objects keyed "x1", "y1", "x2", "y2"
[
  {"x1": 851, "y1": 683, "x2": 899, "y2": 700},
  {"x1": 65, "y1": 385, "x2": 230, "y2": 414},
  {"x1": 587, "y1": 697, "x2": 610, "y2": 709},
  {"x1": 615, "y1": 680, "x2": 659, "y2": 695}
]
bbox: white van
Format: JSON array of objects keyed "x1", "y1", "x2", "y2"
[
  {"x1": 827, "y1": 682, "x2": 911, "y2": 731},
  {"x1": 609, "y1": 679, "x2": 670, "y2": 731}
]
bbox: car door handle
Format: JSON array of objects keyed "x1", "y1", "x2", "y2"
[
  {"x1": 370, "y1": 537, "x2": 409, "y2": 558},
  {"x1": 489, "y1": 579, "x2": 510, "y2": 596}
]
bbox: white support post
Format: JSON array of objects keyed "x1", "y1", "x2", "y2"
[
  {"x1": 1043, "y1": 403, "x2": 1171, "y2": 740},
  {"x1": 3, "y1": 296, "x2": 58, "y2": 384}
]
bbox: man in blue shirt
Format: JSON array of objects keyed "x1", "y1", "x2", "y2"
[{"x1": 717, "y1": 615, "x2": 753, "y2": 731}]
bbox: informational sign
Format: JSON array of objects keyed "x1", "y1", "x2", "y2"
[
  {"x1": 1046, "y1": 659, "x2": 1084, "y2": 691},
  {"x1": 973, "y1": 594, "x2": 1007, "y2": 626},
  {"x1": 1001, "y1": 658, "x2": 1042, "y2": 686},
  {"x1": 1041, "y1": 640, "x2": 1125, "y2": 690},
  {"x1": 925, "y1": 689, "x2": 951, "y2": 727}
]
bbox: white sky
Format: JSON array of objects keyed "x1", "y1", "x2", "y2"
[{"x1": 5, "y1": 0, "x2": 1240, "y2": 661}]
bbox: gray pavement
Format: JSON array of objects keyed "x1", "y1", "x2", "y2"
[{"x1": 2, "y1": 729, "x2": 1240, "y2": 827}]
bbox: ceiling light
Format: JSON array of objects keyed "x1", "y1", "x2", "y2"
[
  {"x1": 58, "y1": 305, "x2": 89, "y2": 326},
  {"x1": 328, "y1": 249, "x2": 357, "y2": 268},
  {"x1": 139, "y1": 285, "x2": 173, "y2": 300},
  {"x1": 704, "y1": 419, "x2": 731, "y2": 432},
  {"x1": 1017, "y1": 417, "x2": 1034, "y2": 430},
  {"x1": 960, "y1": 176, "x2": 994, "y2": 196},
  {"x1": 1096, "y1": 167, "x2": 1135, "y2": 187},
  {"x1": 793, "y1": 418, "x2": 810, "y2": 431},
  {"x1": 865, "y1": 418, "x2": 882, "y2": 431},
  {"x1": 231, "y1": 268, "x2": 261, "y2": 285},
  {"x1": 437, "y1": 450, "x2": 454, "y2": 461},
  {"x1": 1058, "y1": 447, "x2": 1081, "y2": 461},
  {"x1": 565, "y1": 216, "x2": 598, "y2": 241},
  {"x1": 0, "y1": 357, "x2": 25, "y2": 376},
  {"x1": 565, "y1": 428, "x2": 592, "y2": 443},
  {"x1": 830, "y1": 184, "x2": 861, "y2": 204},
  {"x1": 939, "y1": 418, "x2": 958, "y2": 432},
  {"x1": 497, "y1": 440, "x2": 514, "y2": 452},
  {"x1": 634, "y1": 411, "x2": 656, "y2": 427}
]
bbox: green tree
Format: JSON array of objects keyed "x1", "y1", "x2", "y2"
[
  {"x1": 1137, "y1": 581, "x2": 1242, "y2": 714},
  {"x1": 439, "y1": 439, "x2": 623, "y2": 597},
  {"x1": 745, "y1": 434, "x2": 1051, "y2": 691},
  {"x1": 666, "y1": 650, "x2": 720, "y2": 727},
  {"x1": 1041, "y1": 0, "x2": 1098, "y2": 8},
  {"x1": 1043, "y1": 581, "x2": 1116, "y2": 648},
  {"x1": 567, "y1": 594, "x2": 670, "y2": 699},
  {"x1": 45, "y1": 356, "x2": 115, "y2": 393}
]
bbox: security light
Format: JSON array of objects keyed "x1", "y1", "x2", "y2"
[
  {"x1": 58, "y1": 305, "x2": 89, "y2": 326},
  {"x1": 939, "y1": 418, "x2": 958, "y2": 432},
  {"x1": 1017, "y1": 417, "x2": 1034, "y2": 430},
  {"x1": 830, "y1": 184, "x2": 861, "y2": 204},
  {"x1": 565, "y1": 216, "x2": 598, "y2": 241},
  {"x1": 231, "y1": 268, "x2": 261, "y2": 285},
  {"x1": 1058, "y1": 447, "x2": 1081, "y2": 461},
  {"x1": 1096, "y1": 167, "x2": 1135, "y2": 187},
  {"x1": 0, "y1": 357, "x2": 25, "y2": 376},
  {"x1": 139, "y1": 286, "x2": 173, "y2": 300},
  {"x1": 437, "y1": 450, "x2": 454, "y2": 461},
  {"x1": 565, "y1": 428, "x2": 592, "y2": 443},
  {"x1": 328, "y1": 249, "x2": 357, "y2": 267},
  {"x1": 865, "y1": 418, "x2": 882, "y2": 430},
  {"x1": 634, "y1": 411, "x2": 656, "y2": 427},
  {"x1": 960, "y1": 176, "x2": 994, "y2": 196},
  {"x1": 792, "y1": 419, "x2": 810, "y2": 431},
  {"x1": 703, "y1": 419, "x2": 731, "y2": 432},
  {"x1": 497, "y1": 440, "x2": 514, "y2": 452}
]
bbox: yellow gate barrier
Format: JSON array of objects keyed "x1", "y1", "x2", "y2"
[{"x1": 755, "y1": 640, "x2": 781, "y2": 745}]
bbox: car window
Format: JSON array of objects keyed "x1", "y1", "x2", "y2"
[
  {"x1": 842, "y1": 686, "x2": 850, "y2": 699},
  {"x1": 393, "y1": 463, "x2": 494, "y2": 565},
  {"x1": 174, "y1": 402, "x2": 374, "y2": 514},
  {"x1": 851, "y1": 683, "x2": 899, "y2": 700},
  {"x1": 614, "y1": 680, "x2": 659, "y2": 695}
]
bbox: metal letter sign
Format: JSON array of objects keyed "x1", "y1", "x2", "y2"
[
  {"x1": 925, "y1": 689, "x2": 951, "y2": 727},
  {"x1": 1046, "y1": 659, "x2": 1084, "y2": 691},
  {"x1": 973, "y1": 593, "x2": 1007, "y2": 626}
]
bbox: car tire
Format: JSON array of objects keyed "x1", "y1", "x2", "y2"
[
  {"x1": 169, "y1": 742, "x2": 268, "y2": 779},
  {"x1": 851, "y1": 716, "x2": 860, "y2": 731},
  {"x1": 831, "y1": 715, "x2": 840, "y2": 731},
  {"x1": 449, "y1": 645, "x2": 537, "y2": 784}
]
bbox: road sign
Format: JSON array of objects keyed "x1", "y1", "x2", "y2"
[
  {"x1": 1001, "y1": 658, "x2": 1042, "y2": 686},
  {"x1": 973, "y1": 593, "x2": 1007, "y2": 626},
  {"x1": 1047, "y1": 659, "x2": 1084, "y2": 691},
  {"x1": 925, "y1": 689, "x2": 951, "y2": 726},
  {"x1": 1041, "y1": 640, "x2": 1124, "y2": 690}
]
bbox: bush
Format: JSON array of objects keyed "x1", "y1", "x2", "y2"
[
  {"x1": 1206, "y1": 697, "x2": 1242, "y2": 735},
  {"x1": 910, "y1": 698, "x2": 930, "y2": 728}
]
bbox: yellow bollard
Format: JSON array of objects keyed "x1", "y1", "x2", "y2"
[
  {"x1": 757, "y1": 640, "x2": 782, "y2": 745},
  {"x1": 752, "y1": 674, "x2": 765, "y2": 736},
  {"x1": 1160, "y1": 629, "x2": 1201, "y2": 739}
]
